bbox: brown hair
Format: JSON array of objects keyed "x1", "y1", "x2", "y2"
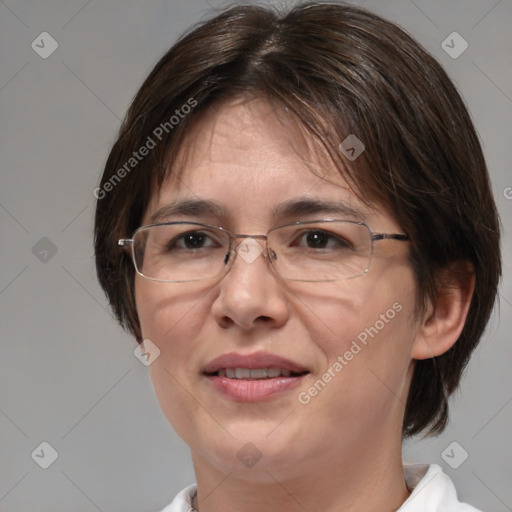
[{"x1": 94, "y1": 1, "x2": 501, "y2": 437}]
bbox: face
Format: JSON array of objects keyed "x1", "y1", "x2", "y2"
[{"x1": 135, "y1": 96, "x2": 420, "y2": 482}]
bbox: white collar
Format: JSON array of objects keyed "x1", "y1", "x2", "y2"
[{"x1": 159, "y1": 463, "x2": 481, "y2": 512}]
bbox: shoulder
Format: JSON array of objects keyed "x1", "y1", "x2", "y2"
[
  {"x1": 157, "y1": 483, "x2": 197, "y2": 512},
  {"x1": 399, "y1": 463, "x2": 482, "y2": 512}
]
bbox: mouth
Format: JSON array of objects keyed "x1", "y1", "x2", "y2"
[
  {"x1": 206, "y1": 367, "x2": 308, "y2": 379},
  {"x1": 202, "y1": 352, "x2": 310, "y2": 401}
]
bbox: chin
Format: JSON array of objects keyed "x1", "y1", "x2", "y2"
[{"x1": 193, "y1": 425, "x2": 306, "y2": 477}]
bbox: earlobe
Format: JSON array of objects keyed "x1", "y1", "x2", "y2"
[{"x1": 412, "y1": 262, "x2": 475, "y2": 360}]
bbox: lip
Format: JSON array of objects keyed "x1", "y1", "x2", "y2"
[{"x1": 202, "y1": 351, "x2": 309, "y2": 402}]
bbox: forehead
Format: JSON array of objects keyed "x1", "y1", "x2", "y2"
[
  {"x1": 176, "y1": 96, "x2": 343, "y2": 185},
  {"x1": 144, "y1": 96, "x2": 383, "y2": 227}
]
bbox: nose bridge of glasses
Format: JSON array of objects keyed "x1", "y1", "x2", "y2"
[
  {"x1": 232, "y1": 233, "x2": 268, "y2": 241},
  {"x1": 229, "y1": 233, "x2": 271, "y2": 266}
]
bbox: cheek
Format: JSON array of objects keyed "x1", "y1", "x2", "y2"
[
  {"x1": 293, "y1": 275, "x2": 415, "y2": 355},
  {"x1": 292, "y1": 272, "x2": 417, "y2": 414},
  {"x1": 135, "y1": 277, "x2": 217, "y2": 439},
  {"x1": 135, "y1": 276, "x2": 213, "y2": 343}
]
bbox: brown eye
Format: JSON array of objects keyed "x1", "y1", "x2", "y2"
[
  {"x1": 167, "y1": 231, "x2": 219, "y2": 251},
  {"x1": 295, "y1": 230, "x2": 352, "y2": 250}
]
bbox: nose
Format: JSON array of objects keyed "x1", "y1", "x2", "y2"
[{"x1": 210, "y1": 236, "x2": 290, "y2": 331}]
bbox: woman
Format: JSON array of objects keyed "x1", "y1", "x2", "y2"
[{"x1": 94, "y1": 2, "x2": 501, "y2": 511}]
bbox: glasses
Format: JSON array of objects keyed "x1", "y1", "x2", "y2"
[{"x1": 118, "y1": 220, "x2": 409, "y2": 283}]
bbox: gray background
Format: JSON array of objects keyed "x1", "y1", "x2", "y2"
[{"x1": 0, "y1": 0, "x2": 511, "y2": 511}]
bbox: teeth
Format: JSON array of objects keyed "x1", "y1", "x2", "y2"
[
  {"x1": 235, "y1": 368, "x2": 251, "y2": 379},
  {"x1": 267, "y1": 367, "x2": 281, "y2": 378},
  {"x1": 218, "y1": 367, "x2": 298, "y2": 379},
  {"x1": 250, "y1": 368, "x2": 268, "y2": 378}
]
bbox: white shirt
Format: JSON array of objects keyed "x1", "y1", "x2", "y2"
[{"x1": 158, "y1": 463, "x2": 481, "y2": 512}]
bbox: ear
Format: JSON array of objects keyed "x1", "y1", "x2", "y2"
[{"x1": 412, "y1": 261, "x2": 475, "y2": 360}]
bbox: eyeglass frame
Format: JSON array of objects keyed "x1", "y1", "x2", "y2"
[{"x1": 118, "y1": 219, "x2": 409, "y2": 283}]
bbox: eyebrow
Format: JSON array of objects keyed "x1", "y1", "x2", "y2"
[
  {"x1": 273, "y1": 198, "x2": 364, "y2": 220},
  {"x1": 149, "y1": 199, "x2": 225, "y2": 223},
  {"x1": 148, "y1": 198, "x2": 365, "y2": 224}
]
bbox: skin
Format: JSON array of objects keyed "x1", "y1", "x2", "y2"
[{"x1": 135, "y1": 96, "x2": 473, "y2": 512}]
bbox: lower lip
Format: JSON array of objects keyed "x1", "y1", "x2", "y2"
[{"x1": 205, "y1": 374, "x2": 307, "y2": 401}]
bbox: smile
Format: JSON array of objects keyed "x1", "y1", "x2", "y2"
[
  {"x1": 202, "y1": 351, "x2": 310, "y2": 401},
  {"x1": 213, "y1": 367, "x2": 307, "y2": 379}
]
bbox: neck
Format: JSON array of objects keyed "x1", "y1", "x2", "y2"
[{"x1": 190, "y1": 433, "x2": 410, "y2": 512}]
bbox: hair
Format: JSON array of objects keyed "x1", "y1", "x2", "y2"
[{"x1": 94, "y1": 1, "x2": 501, "y2": 437}]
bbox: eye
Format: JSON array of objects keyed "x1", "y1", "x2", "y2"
[
  {"x1": 295, "y1": 230, "x2": 352, "y2": 250},
  {"x1": 168, "y1": 230, "x2": 219, "y2": 250}
]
